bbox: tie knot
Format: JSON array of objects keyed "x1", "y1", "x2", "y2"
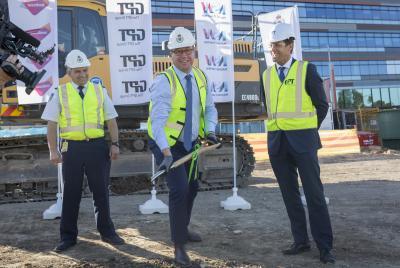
[
  {"x1": 185, "y1": 74, "x2": 192, "y2": 81},
  {"x1": 279, "y1": 66, "x2": 285, "y2": 72},
  {"x1": 78, "y1": 86, "x2": 84, "y2": 91}
]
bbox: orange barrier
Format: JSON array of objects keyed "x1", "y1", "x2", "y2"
[{"x1": 241, "y1": 129, "x2": 361, "y2": 162}]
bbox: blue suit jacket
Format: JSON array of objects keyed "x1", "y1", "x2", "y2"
[{"x1": 264, "y1": 59, "x2": 329, "y2": 155}]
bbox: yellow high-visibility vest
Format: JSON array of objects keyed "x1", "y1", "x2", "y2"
[
  {"x1": 58, "y1": 82, "x2": 105, "y2": 140},
  {"x1": 263, "y1": 60, "x2": 317, "y2": 131},
  {"x1": 148, "y1": 66, "x2": 207, "y2": 147}
]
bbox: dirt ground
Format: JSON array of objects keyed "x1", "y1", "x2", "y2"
[{"x1": 1, "y1": 152, "x2": 400, "y2": 268}]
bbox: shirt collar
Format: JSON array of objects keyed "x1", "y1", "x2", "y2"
[
  {"x1": 71, "y1": 81, "x2": 88, "y2": 89},
  {"x1": 276, "y1": 57, "x2": 294, "y2": 70},
  {"x1": 173, "y1": 65, "x2": 194, "y2": 81}
]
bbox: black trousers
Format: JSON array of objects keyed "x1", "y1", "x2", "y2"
[
  {"x1": 149, "y1": 139, "x2": 199, "y2": 245},
  {"x1": 60, "y1": 138, "x2": 116, "y2": 242},
  {"x1": 269, "y1": 133, "x2": 333, "y2": 251}
]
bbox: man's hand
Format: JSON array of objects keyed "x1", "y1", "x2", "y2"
[
  {"x1": 159, "y1": 155, "x2": 173, "y2": 172},
  {"x1": 50, "y1": 149, "x2": 62, "y2": 165},
  {"x1": 110, "y1": 144, "x2": 119, "y2": 160},
  {"x1": 206, "y1": 132, "x2": 221, "y2": 148}
]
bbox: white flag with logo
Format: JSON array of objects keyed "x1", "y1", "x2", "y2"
[
  {"x1": 8, "y1": 0, "x2": 59, "y2": 105},
  {"x1": 194, "y1": 0, "x2": 235, "y2": 103},
  {"x1": 258, "y1": 6, "x2": 302, "y2": 67},
  {"x1": 106, "y1": 0, "x2": 153, "y2": 105}
]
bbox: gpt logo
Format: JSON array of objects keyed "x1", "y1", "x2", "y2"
[
  {"x1": 22, "y1": 0, "x2": 49, "y2": 16},
  {"x1": 201, "y1": 2, "x2": 226, "y2": 16},
  {"x1": 205, "y1": 55, "x2": 227, "y2": 67},
  {"x1": 90, "y1": 77, "x2": 103, "y2": 86},
  {"x1": 203, "y1": 28, "x2": 227, "y2": 41}
]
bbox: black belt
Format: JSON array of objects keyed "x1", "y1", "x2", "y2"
[{"x1": 63, "y1": 137, "x2": 104, "y2": 143}]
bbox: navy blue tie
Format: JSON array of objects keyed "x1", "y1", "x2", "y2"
[
  {"x1": 78, "y1": 86, "x2": 84, "y2": 99},
  {"x1": 183, "y1": 74, "x2": 192, "y2": 151},
  {"x1": 278, "y1": 66, "x2": 286, "y2": 83}
]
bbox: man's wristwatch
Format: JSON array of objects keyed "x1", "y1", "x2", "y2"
[{"x1": 111, "y1": 141, "x2": 119, "y2": 148}]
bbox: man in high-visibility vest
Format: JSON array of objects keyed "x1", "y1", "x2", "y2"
[
  {"x1": 42, "y1": 50, "x2": 124, "y2": 252},
  {"x1": 262, "y1": 23, "x2": 335, "y2": 264},
  {"x1": 147, "y1": 27, "x2": 218, "y2": 266}
]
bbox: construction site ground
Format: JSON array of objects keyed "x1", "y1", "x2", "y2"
[{"x1": 1, "y1": 151, "x2": 400, "y2": 268}]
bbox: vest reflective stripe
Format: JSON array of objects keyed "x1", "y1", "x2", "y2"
[
  {"x1": 59, "y1": 82, "x2": 105, "y2": 140},
  {"x1": 165, "y1": 121, "x2": 184, "y2": 132},
  {"x1": 147, "y1": 66, "x2": 207, "y2": 147},
  {"x1": 263, "y1": 61, "x2": 317, "y2": 131},
  {"x1": 60, "y1": 84, "x2": 72, "y2": 127},
  {"x1": 60, "y1": 123, "x2": 103, "y2": 133}
]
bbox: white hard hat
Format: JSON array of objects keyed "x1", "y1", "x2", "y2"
[
  {"x1": 65, "y1": 49, "x2": 91, "y2": 68},
  {"x1": 269, "y1": 23, "x2": 295, "y2": 43},
  {"x1": 167, "y1": 27, "x2": 196, "y2": 50}
]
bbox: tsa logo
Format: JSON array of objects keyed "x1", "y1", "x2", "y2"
[
  {"x1": 201, "y1": 2, "x2": 226, "y2": 17},
  {"x1": 31, "y1": 55, "x2": 52, "y2": 69},
  {"x1": 205, "y1": 55, "x2": 228, "y2": 67},
  {"x1": 26, "y1": 23, "x2": 51, "y2": 41},
  {"x1": 211, "y1": 81, "x2": 228, "y2": 93},
  {"x1": 205, "y1": 55, "x2": 227, "y2": 67},
  {"x1": 22, "y1": 0, "x2": 49, "y2": 15},
  {"x1": 203, "y1": 28, "x2": 227, "y2": 42},
  {"x1": 34, "y1": 76, "x2": 53, "y2": 96},
  {"x1": 273, "y1": 14, "x2": 286, "y2": 24}
]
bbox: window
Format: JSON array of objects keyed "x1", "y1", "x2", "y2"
[
  {"x1": 76, "y1": 8, "x2": 106, "y2": 58},
  {"x1": 372, "y1": 88, "x2": 381, "y2": 107},
  {"x1": 363, "y1": 89, "x2": 373, "y2": 107},
  {"x1": 57, "y1": 9, "x2": 72, "y2": 78},
  {"x1": 381, "y1": 88, "x2": 391, "y2": 107},
  {"x1": 390, "y1": 88, "x2": 400, "y2": 106},
  {"x1": 351, "y1": 89, "x2": 364, "y2": 108}
]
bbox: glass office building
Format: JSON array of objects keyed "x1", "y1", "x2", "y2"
[{"x1": 151, "y1": 0, "x2": 400, "y2": 112}]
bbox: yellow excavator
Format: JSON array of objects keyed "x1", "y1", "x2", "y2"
[{"x1": 0, "y1": 0, "x2": 265, "y2": 202}]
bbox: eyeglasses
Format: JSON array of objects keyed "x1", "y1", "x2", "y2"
[{"x1": 172, "y1": 48, "x2": 194, "y2": 55}]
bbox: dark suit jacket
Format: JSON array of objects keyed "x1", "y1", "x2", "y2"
[{"x1": 263, "y1": 59, "x2": 329, "y2": 155}]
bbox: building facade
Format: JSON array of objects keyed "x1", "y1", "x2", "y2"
[{"x1": 151, "y1": 0, "x2": 400, "y2": 113}]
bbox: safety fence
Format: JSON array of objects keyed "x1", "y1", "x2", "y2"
[{"x1": 241, "y1": 129, "x2": 361, "y2": 162}]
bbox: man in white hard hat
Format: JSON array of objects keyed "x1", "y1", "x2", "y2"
[
  {"x1": 147, "y1": 27, "x2": 218, "y2": 265},
  {"x1": 262, "y1": 23, "x2": 335, "y2": 264},
  {"x1": 42, "y1": 49, "x2": 124, "y2": 252}
]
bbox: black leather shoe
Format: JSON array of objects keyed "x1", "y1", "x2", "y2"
[
  {"x1": 320, "y1": 249, "x2": 336, "y2": 264},
  {"x1": 188, "y1": 231, "x2": 202, "y2": 242},
  {"x1": 282, "y1": 242, "x2": 311, "y2": 255},
  {"x1": 174, "y1": 244, "x2": 191, "y2": 266},
  {"x1": 101, "y1": 234, "x2": 125, "y2": 245},
  {"x1": 54, "y1": 240, "x2": 76, "y2": 253}
]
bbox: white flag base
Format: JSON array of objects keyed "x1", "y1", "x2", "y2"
[
  {"x1": 220, "y1": 187, "x2": 251, "y2": 211},
  {"x1": 43, "y1": 193, "x2": 63, "y2": 220},
  {"x1": 139, "y1": 189, "x2": 169, "y2": 215},
  {"x1": 301, "y1": 195, "x2": 329, "y2": 207}
]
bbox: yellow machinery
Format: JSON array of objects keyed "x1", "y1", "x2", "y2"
[{"x1": 0, "y1": 0, "x2": 263, "y2": 201}]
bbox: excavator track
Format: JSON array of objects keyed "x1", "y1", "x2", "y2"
[{"x1": 0, "y1": 129, "x2": 255, "y2": 204}]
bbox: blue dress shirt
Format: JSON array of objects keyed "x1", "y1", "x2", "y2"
[{"x1": 149, "y1": 65, "x2": 218, "y2": 150}]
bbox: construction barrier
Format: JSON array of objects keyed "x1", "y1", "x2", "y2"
[
  {"x1": 0, "y1": 105, "x2": 24, "y2": 117},
  {"x1": 241, "y1": 129, "x2": 361, "y2": 162}
]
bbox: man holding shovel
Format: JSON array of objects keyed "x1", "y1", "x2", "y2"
[{"x1": 147, "y1": 27, "x2": 218, "y2": 265}]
